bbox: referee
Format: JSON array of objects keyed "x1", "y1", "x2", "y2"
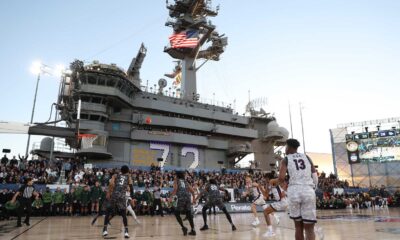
[{"x1": 11, "y1": 178, "x2": 38, "y2": 227}]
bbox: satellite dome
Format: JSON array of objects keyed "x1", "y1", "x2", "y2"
[
  {"x1": 40, "y1": 137, "x2": 54, "y2": 152},
  {"x1": 265, "y1": 121, "x2": 289, "y2": 141}
]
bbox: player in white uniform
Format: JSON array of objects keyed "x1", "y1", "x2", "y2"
[
  {"x1": 257, "y1": 179, "x2": 289, "y2": 237},
  {"x1": 278, "y1": 139, "x2": 318, "y2": 240},
  {"x1": 243, "y1": 176, "x2": 265, "y2": 226},
  {"x1": 125, "y1": 190, "x2": 140, "y2": 224}
]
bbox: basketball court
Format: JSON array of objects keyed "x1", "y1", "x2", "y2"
[{"x1": 1, "y1": 208, "x2": 400, "y2": 240}]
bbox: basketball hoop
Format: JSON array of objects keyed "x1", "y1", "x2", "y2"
[{"x1": 78, "y1": 134, "x2": 97, "y2": 149}]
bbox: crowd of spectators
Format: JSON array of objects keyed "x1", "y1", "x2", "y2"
[
  {"x1": 1, "y1": 155, "x2": 400, "y2": 220},
  {"x1": 315, "y1": 171, "x2": 400, "y2": 209}
]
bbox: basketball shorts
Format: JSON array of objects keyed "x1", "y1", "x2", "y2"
[
  {"x1": 287, "y1": 185, "x2": 317, "y2": 224},
  {"x1": 204, "y1": 198, "x2": 225, "y2": 210},
  {"x1": 252, "y1": 196, "x2": 266, "y2": 206}
]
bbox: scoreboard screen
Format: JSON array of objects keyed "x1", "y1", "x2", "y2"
[{"x1": 346, "y1": 130, "x2": 400, "y2": 162}]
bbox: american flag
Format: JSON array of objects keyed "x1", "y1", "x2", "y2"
[{"x1": 169, "y1": 30, "x2": 199, "y2": 49}]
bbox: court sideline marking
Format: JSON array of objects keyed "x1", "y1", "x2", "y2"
[{"x1": 10, "y1": 217, "x2": 47, "y2": 240}]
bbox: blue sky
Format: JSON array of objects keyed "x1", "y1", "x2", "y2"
[{"x1": 0, "y1": 0, "x2": 400, "y2": 171}]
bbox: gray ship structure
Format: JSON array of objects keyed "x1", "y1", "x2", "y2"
[{"x1": 29, "y1": 0, "x2": 288, "y2": 170}]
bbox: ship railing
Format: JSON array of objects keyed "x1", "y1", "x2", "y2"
[{"x1": 140, "y1": 86, "x2": 234, "y2": 110}]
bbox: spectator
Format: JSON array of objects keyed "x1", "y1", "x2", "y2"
[
  {"x1": 63, "y1": 160, "x2": 72, "y2": 178},
  {"x1": 52, "y1": 187, "x2": 65, "y2": 215},
  {"x1": 42, "y1": 187, "x2": 53, "y2": 216},
  {"x1": 32, "y1": 195, "x2": 43, "y2": 216},
  {"x1": 80, "y1": 186, "x2": 91, "y2": 216},
  {"x1": 90, "y1": 181, "x2": 102, "y2": 214},
  {"x1": 1, "y1": 155, "x2": 8, "y2": 165},
  {"x1": 141, "y1": 188, "x2": 153, "y2": 215},
  {"x1": 9, "y1": 156, "x2": 18, "y2": 167},
  {"x1": 64, "y1": 189, "x2": 73, "y2": 216}
]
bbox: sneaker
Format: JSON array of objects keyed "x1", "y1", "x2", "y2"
[
  {"x1": 252, "y1": 219, "x2": 260, "y2": 227},
  {"x1": 274, "y1": 214, "x2": 280, "y2": 225},
  {"x1": 232, "y1": 225, "x2": 237, "y2": 231},
  {"x1": 188, "y1": 230, "x2": 196, "y2": 236},
  {"x1": 102, "y1": 230, "x2": 108, "y2": 237},
  {"x1": 124, "y1": 230, "x2": 130, "y2": 238},
  {"x1": 200, "y1": 225, "x2": 209, "y2": 231},
  {"x1": 23, "y1": 220, "x2": 30, "y2": 226},
  {"x1": 182, "y1": 227, "x2": 188, "y2": 236},
  {"x1": 263, "y1": 231, "x2": 276, "y2": 238},
  {"x1": 315, "y1": 226, "x2": 324, "y2": 240},
  {"x1": 91, "y1": 217, "x2": 97, "y2": 226}
]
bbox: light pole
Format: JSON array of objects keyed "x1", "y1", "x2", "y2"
[
  {"x1": 288, "y1": 102, "x2": 294, "y2": 138},
  {"x1": 299, "y1": 102, "x2": 306, "y2": 153},
  {"x1": 25, "y1": 62, "x2": 64, "y2": 159},
  {"x1": 25, "y1": 61, "x2": 43, "y2": 157}
]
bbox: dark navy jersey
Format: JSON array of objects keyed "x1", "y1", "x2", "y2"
[
  {"x1": 177, "y1": 179, "x2": 190, "y2": 199},
  {"x1": 114, "y1": 174, "x2": 129, "y2": 195},
  {"x1": 206, "y1": 184, "x2": 221, "y2": 200}
]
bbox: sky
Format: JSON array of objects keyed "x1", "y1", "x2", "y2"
[{"x1": 0, "y1": 0, "x2": 399, "y2": 173}]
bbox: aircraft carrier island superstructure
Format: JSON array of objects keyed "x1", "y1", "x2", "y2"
[{"x1": 36, "y1": 0, "x2": 288, "y2": 170}]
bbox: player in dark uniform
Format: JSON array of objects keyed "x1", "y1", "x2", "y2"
[
  {"x1": 196, "y1": 179, "x2": 236, "y2": 231},
  {"x1": 170, "y1": 171, "x2": 196, "y2": 236},
  {"x1": 91, "y1": 191, "x2": 112, "y2": 226},
  {"x1": 102, "y1": 165, "x2": 132, "y2": 238}
]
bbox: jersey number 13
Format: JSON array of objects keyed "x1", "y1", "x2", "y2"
[{"x1": 293, "y1": 159, "x2": 306, "y2": 170}]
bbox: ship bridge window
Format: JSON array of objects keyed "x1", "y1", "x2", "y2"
[
  {"x1": 80, "y1": 75, "x2": 87, "y2": 84},
  {"x1": 100, "y1": 116, "x2": 107, "y2": 122},
  {"x1": 81, "y1": 114, "x2": 89, "y2": 120},
  {"x1": 112, "y1": 123, "x2": 120, "y2": 131},
  {"x1": 81, "y1": 96, "x2": 90, "y2": 102},
  {"x1": 98, "y1": 76, "x2": 106, "y2": 86},
  {"x1": 88, "y1": 75, "x2": 97, "y2": 84},
  {"x1": 92, "y1": 97, "x2": 102, "y2": 104},
  {"x1": 107, "y1": 78, "x2": 116, "y2": 87},
  {"x1": 117, "y1": 81, "x2": 123, "y2": 89},
  {"x1": 113, "y1": 107, "x2": 121, "y2": 114},
  {"x1": 89, "y1": 115, "x2": 100, "y2": 121}
]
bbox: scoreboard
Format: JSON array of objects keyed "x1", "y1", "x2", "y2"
[{"x1": 345, "y1": 129, "x2": 400, "y2": 164}]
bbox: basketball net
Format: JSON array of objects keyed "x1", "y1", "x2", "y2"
[{"x1": 78, "y1": 134, "x2": 97, "y2": 149}]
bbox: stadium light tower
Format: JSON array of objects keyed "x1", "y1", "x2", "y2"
[
  {"x1": 25, "y1": 61, "x2": 44, "y2": 157},
  {"x1": 25, "y1": 61, "x2": 64, "y2": 158}
]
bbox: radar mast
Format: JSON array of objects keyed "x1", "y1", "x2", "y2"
[{"x1": 164, "y1": 0, "x2": 228, "y2": 101}]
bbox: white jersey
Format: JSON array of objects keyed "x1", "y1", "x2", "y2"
[
  {"x1": 247, "y1": 185, "x2": 262, "y2": 199},
  {"x1": 286, "y1": 153, "x2": 314, "y2": 187},
  {"x1": 270, "y1": 186, "x2": 285, "y2": 201}
]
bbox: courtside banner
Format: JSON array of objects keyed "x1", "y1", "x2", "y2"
[{"x1": 194, "y1": 203, "x2": 268, "y2": 214}]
